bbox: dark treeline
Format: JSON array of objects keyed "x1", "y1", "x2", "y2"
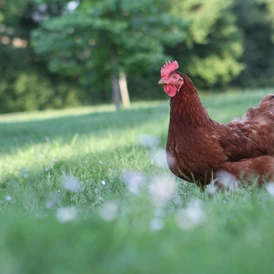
[{"x1": 1, "y1": 0, "x2": 274, "y2": 113}]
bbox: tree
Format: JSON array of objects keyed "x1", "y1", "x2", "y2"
[
  {"x1": 169, "y1": 0, "x2": 244, "y2": 88},
  {"x1": 31, "y1": 0, "x2": 187, "y2": 109},
  {"x1": 233, "y1": 0, "x2": 274, "y2": 87},
  {"x1": 0, "y1": 0, "x2": 86, "y2": 113}
]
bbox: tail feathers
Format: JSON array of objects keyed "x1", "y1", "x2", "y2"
[
  {"x1": 217, "y1": 155, "x2": 274, "y2": 186},
  {"x1": 242, "y1": 94, "x2": 274, "y2": 123}
]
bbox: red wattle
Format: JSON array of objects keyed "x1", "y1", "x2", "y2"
[{"x1": 164, "y1": 85, "x2": 177, "y2": 97}]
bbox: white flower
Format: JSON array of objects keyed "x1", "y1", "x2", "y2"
[
  {"x1": 56, "y1": 206, "x2": 77, "y2": 223},
  {"x1": 67, "y1": 1, "x2": 79, "y2": 11},
  {"x1": 149, "y1": 175, "x2": 178, "y2": 207},
  {"x1": 150, "y1": 149, "x2": 167, "y2": 169},
  {"x1": 266, "y1": 183, "x2": 274, "y2": 197},
  {"x1": 5, "y1": 195, "x2": 12, "y2": 201},
  {"x1": 150, "y1": 217, "x2": 164, "y2": 231},
  {"x1": 61, "y1": 175, "x2": 82, "y2": 192},
  {"x1": 137, "y1": 134, "x2": 160, "y2": 148},
  {"x1": 205, "y1": 184, "x2": 217, "y2": 195},
  {"x1": 99, "y1": 201, "x2": 119, "y2": 221},
  {"x1": 101, "y1": 180, "x2": 106, "y2": 185},
  {"x1": 175, "y1": 199, "x2": 206, "y2": 230},
  {"x1": 216, "y1": 170, "x2": 239, "y2": 191},
  {"x1": 121, "y1": 170, "x2": 144, "y2": 194}
]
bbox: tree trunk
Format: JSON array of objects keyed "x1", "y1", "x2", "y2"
[
  {"x1": 111, "y1": 54, "x2": 120, "y2": 110},
  {"x1": 111, "y1": 71, "x2": 120, "y2": 110},
  {"x1": 119, "y1": 72, "x2": 131, "y2": 108}
]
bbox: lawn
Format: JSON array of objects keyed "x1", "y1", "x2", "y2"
[{"x1": 0, "y1": 89, "x2": 274, "y2": 274}]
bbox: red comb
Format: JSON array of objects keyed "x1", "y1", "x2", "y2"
[{"x1": 160, "y1": 60, "x2": 179, "y2": 78}]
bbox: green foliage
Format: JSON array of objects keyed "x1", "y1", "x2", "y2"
[
  {"x1": 31, "y1": 0, "x2": 187, "y2": 88},
  {"x1": 233, "y1": 0, "x2": 274, "y2": 87},
  {"x1": 0, "y1": 1, "x2": 92, "y2": 113},
  {"x1": 1, "y1": 92, "x2": 274, "y2": 273},
  {"x1": 170, "y1": 0, "x2": 244, "y2": 88},
  {"x1": 0, "y1": 43, "x2": 87, "y2": 113},
  {"x1": 2, "y1": 0, "x2": 274, "y2": 112}
]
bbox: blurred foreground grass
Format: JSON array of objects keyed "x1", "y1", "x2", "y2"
[{"x1": 0, "y1": 89, "x2": 274, "y2": 274}]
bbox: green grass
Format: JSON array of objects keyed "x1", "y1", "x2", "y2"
[{"x1": 1, "y1": 89, "x2": 274, "y2": 274}]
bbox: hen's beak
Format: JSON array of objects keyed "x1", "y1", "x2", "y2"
[{"x1": 158, "y1": 78, "x2": 168, "y2": 85}]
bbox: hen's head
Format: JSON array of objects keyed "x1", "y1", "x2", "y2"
[{"x1": 158, "y1": 60, "x2": 184, "y2": 97}]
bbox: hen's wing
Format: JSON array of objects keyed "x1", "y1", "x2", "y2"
[{"x1": 219, "y1": 94, "x2": 274, "y2": 161}]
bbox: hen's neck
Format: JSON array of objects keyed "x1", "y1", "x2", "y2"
[{"x1": 170, "y1": 84, "x2": 212, "y2": 128}]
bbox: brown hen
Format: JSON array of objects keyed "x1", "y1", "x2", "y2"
[{"x1": 158, "y1": 60, "x2": 274, "y2": 188}]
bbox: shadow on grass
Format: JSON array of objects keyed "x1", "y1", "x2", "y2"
[{"x1": 0, "y1": 104, "x2": 168, "y2": 155}]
